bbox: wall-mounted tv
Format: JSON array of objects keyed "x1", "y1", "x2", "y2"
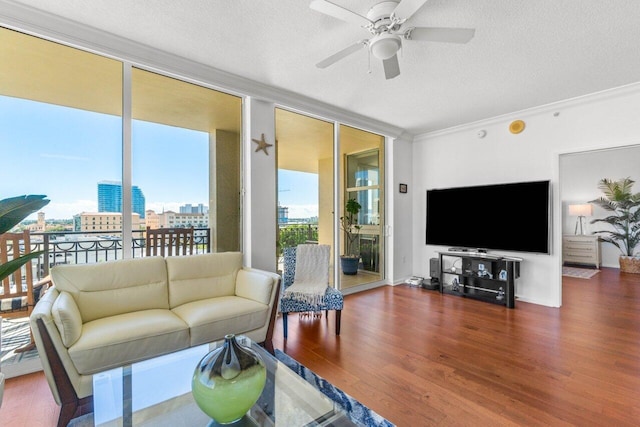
[{"x1": 426, "y1": 180, "x2": 551, "y2": 254}]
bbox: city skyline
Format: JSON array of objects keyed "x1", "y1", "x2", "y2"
[{"x1": 1, "y1": 94, "x2": 318, "y2": 221}]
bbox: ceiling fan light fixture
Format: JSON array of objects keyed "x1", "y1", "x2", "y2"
[{"x1": 369, "y1": 33, "x2": 401, "y2": 60}]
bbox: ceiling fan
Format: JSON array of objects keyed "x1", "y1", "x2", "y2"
[{"x1": 311, "y1": 0, "x2": 475, "y2": 79}]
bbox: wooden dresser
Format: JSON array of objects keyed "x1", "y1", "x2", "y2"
[{"x1": 563, "y1": 235, "x2": 601, "y2": 268}]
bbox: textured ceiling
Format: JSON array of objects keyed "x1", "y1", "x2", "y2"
[{"x1": 6, "y1": 0, "x2": 640, "y2": 135}]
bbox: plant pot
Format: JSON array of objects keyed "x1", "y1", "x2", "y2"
[
  {"x1": 619, "y1": 256, "x2": 640, "y2": 274},
  {"x1": 340, "y1": 256, "x2": 360, "y2": 275}
]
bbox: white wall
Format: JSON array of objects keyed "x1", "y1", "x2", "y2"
[
  {"x1": 391, "y1": 134, "x2": 414, "y2": 282},
  {"x1": 244, "y1": 97, "x2": 277, "y2": 271},
  {"x1": 560, "y1": 146, "x2": 640, "y2": 267},
  {"x1": 411, "y1": 84, "x2": 640, "y2": 307}
]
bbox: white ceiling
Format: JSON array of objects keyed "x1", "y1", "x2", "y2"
[{"x1": 6, "y1": 0, "x2": 640, "y2": 135}]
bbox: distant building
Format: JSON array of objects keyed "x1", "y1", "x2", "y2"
[
  {"x1": 98, "y1": 181, "x2": 146, "y2": 219},
  {"x1": 145, "y1": 209, "x2": 160, "y2": 229},
  {"x1": 278, "y1": 205, "x2": 289, "y2": 224},
  {"x1": 27, "y1": 211, "x2": 46, "y2": 232},
  {"x1": 73, "y1": 212, "x2": 142, "y2": 233},
  {"x1": 179, "y1": 203, "x2": 208, "y2": 214},
  {"x1": 146, "y1": 210, "x2": 209, "y2": 229}
]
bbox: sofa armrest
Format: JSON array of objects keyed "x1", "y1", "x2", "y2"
[
  {"x1": 235, "y1": 268, "x2": 277, "y2": 305},
  {"x1": 30, "y1": 288, "x2": 91, "y2": 406}
]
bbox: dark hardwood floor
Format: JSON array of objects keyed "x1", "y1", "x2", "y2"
[{"x1": 3, "y1": 267, "x2": 639, "y2": 426}]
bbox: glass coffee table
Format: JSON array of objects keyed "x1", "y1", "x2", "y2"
[{"x1": 92, "y1": 336, "x2": 355, "y2": 426}]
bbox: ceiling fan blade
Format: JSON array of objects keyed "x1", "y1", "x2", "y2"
[
  {"x1": 382, "y1": 54, "x2": 400, "y2": 80},
  {"x1": 310, "y1": 0, "x2": 372, "y2": 27},
  {"x1": 316, "y1": 40, "x2": 367, "y2": 69},
  {"x1": 406, "y1": 27, "x2": 475, "y2": 43},
  {"x1": 392, "y1": 0, "x2": 429, "y2": 20}
]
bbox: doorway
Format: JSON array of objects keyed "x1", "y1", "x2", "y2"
[{"x1": 559, "y1": 145, "x2": 640, "y2": 294}]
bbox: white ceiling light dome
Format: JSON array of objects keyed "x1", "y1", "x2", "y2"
[{"x1": 369, "y1": 33, "x2": 401, "y2": 60}]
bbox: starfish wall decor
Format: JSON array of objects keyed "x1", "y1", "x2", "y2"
[{"x1": 252, "y1": 133, "x2": 273, "y2": 155}]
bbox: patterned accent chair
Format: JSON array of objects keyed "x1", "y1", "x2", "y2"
[{"x1": 280, "y1": 246, "x2": 344, "y2": 339}]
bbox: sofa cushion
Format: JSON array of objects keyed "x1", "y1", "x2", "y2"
[
  {"x1": 235, "y1": 269, "x2": 275, "y2": 305},
  {"x1": 172, "y1": 296, "x2": 269, "y2": 346},
  {"x1": 52, "y1": 291, "x2": 82, "y2": 347},
  {"x1": 68, "y1": 309, "x2": 189, "y2": 375},
  {"x1": 51, "y1": 257, "x2": 169, "y2": 323},
  {"x1": 166, "y1": 252, "x2": 242, "y2": 308}
]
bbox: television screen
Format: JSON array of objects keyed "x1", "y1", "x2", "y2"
[{"x1": 426, "y1": 180, "x2": 550, "y2": 254}]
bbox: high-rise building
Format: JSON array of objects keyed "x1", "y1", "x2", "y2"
[
  {"x1": 179, "y1": 203, "x2": 208, "y2": 214},
  {"x1": 278, "y1": 205, "x2": 289, "y2": 224},
  {"x1": 97, "y1": 181, "x2": 146, "y2": 218}
]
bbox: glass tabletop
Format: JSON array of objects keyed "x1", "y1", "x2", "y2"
[{"x1": 92, "y1": 336, "x2": 354, "y2": 426}]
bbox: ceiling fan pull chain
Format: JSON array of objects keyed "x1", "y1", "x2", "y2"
[{"x1": 367, "y1": 47, "x2": 372, "y2": 74}]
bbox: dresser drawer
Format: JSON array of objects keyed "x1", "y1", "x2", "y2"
[{"x1": 563, "y1": 235, "x2": 601, "y2": 268}]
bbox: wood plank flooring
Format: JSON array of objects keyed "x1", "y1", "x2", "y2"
[{"x1": 2, "y1": 267, "x2": 639, "y2": 426}]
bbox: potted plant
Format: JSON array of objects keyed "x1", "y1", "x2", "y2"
[
  {"x1": 339, "y1": 198, "x2": 362, "y2": 275},
  {"x1": 590, "y1": 177, "x2": 640, "y2": 273},
  {"x1": 0, "y1": 195, "x2": 50, "y2": 281}
]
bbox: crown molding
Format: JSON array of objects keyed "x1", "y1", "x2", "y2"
[
  {"x1": 414, "y1": 81, "x2": 640, "y2": 142},
  {"x1": 0, "y1": 0, "x2": 406, "y2": 139}
]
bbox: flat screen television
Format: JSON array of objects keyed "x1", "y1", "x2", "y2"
[{"x1": 426, "y1": 180, "x2": 551, "y2": 254}]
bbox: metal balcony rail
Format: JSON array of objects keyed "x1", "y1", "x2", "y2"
[
  {"x1": 277, "y1": 224, "x2": 318, "y2": 255},
  {"x1": 26, "y1": 228, "x2": 211, "y2": 279}
]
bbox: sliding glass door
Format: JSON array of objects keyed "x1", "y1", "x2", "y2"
[
  {"x1": 339, "y1": 125, "x2": 385, "y2": 290},
  {"x1": 275, "y1": 108, "x2": 335, "y2": 282}
]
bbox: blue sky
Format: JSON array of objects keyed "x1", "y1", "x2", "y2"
[
  {"x1": 278, "y1": 169, "x2": 318, "y2": 219},
  {"x1": 1, "y1": 95, "x2": 316, "y2": 220}
]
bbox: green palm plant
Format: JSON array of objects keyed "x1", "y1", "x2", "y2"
[
  {"x1": 0, "y1": 195, "x2": 50, "y2": 281},
  {"x1": 589, "y1": 178, "x2": 640, "y2": 257}
]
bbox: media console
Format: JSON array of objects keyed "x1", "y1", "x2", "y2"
[{"x1": 437, "y1": 251, "x2": 522, "y2": 308}]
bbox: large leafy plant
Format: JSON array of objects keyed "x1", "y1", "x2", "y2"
[
  {"x1": 0, "y1": 195, "x2": 50, "y2": 281},
  {"x1": 590, "y1": 178, "x2": 640, "y2": 257},
  {"x1": 339, "y1": 198, "x2": 362, "y2": 257}
]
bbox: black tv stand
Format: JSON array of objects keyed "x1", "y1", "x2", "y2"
[{"x1": 437, "y1": 251, "x2": 522, "y2": 308}]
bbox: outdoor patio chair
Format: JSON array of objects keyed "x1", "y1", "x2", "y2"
[
  {"x1": 280, "y1": 245, "x2": 343, "y2": 339},
  {"x1": 145, "y1": 226, "x2": 194, "y2": 257},
  {"x1": 0, "y1": 230, "x2": 51, "y2": 352}
]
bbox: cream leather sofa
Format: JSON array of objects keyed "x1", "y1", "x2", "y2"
[{"x1": 30, "y1": 252, "x2": 280, "y2": 427}]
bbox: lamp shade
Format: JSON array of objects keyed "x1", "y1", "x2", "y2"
[
  {"x1": 568, "y1": 204, "x2": 593, "y2": 216},
  {"x1": 370, "y1": 34, "x2": 401, "y2": 60}
]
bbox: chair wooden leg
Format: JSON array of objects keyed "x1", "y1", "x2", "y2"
[
  {"x1": 13, "y1": 330, "x2": 37, "y2": 353},
  {"x1": 283, "y1": 313, "x2": 288, "y2": 339},
  {"x1": 335, "y1": 310, "x2": 341, "y2": 335}
]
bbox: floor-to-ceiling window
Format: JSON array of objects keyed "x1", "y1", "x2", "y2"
[
  {"x1": 131, "y1": 68, "x2": 242, "y2": 253},
  {"x1": 0, "y1": 27, "x2": 242, "y2": 377},
  {"x1": 0, "y1": 27, "x2": 122, "y2": 376}
]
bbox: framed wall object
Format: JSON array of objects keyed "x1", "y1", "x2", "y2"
[{"x1": 399, "y1": 183, "x2": 408, "y2": 193}]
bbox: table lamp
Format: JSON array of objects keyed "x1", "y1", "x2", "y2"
[{"x1": 568, "y1": 203, "x2": 593, "y2": 235}]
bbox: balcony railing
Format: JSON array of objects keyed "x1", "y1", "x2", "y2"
[
  {"x1": 28, "y1": 228, "x2": 211, "y2": 279},
  {"x1": 277, "y1": 224, "x2": 318, "y2": 255}
]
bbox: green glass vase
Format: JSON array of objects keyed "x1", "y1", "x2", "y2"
[{"x1": 192, "y1": 334, "x2": 267, "y2": 424}]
